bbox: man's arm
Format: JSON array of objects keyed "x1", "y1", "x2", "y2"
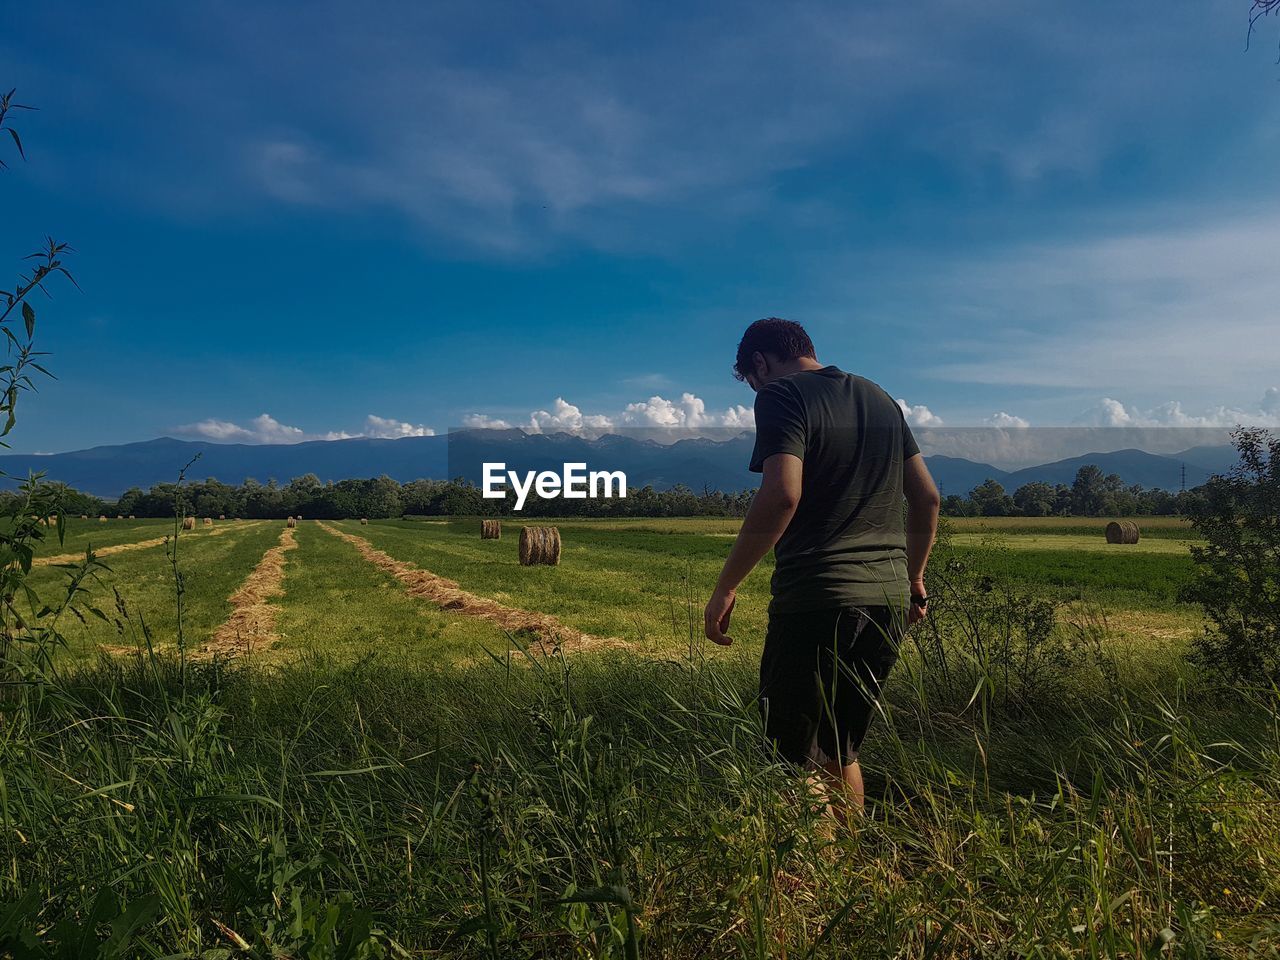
[
  {"x1": 704, "y1": 453, "x2": 802, "y2": 646},
  {"x1": 903, "y1": 452, "x2": 940, "y2": 624}
]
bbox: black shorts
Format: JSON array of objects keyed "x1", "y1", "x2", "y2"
[{"x1": 758, "y1": 605, "x2": 903, "y2": 767}]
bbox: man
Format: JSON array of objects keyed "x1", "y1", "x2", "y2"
[{"x1": 704, "y1": 317, "x2": 940, "y2": 816}]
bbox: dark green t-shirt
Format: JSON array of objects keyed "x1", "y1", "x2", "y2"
[{"x1": 749, "y1": 365, "x2": 920, "y2": 613}]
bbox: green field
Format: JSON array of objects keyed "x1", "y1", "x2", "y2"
[
  {"x1": 24, "y1": 515, "x2": 1206, "y2": 665},
  {"x1": 10, "y1": 514, "x2": 1277, "y2": 957}
]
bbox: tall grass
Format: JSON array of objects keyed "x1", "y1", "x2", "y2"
[{"x1": 2, "y1": 594, "x2": 1278, "y2": 957}]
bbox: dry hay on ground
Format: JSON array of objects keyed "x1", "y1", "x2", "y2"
[
  {"x1": 1105, "y1": 520, "x2": 1141, "y2": 544},
  {"x1": 319, "y1": 522, "x2": 619, "y2": 654},
  {"x1": 519, "y1": 526, "x2": 561, "y2": 566},
  {"x1": 36, "y1": 536, "x2": 170, "y2": 566},
  {"x1": 481, "y1": 519, "x2": 501, "y2": 540},
  {"x1": 200, "y1": 525, "x2": 298, "y2": 658}
]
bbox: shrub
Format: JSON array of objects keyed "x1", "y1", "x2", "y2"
[{"x1": 1181, "y1": 427, "x2": 1280, "y2": 683}]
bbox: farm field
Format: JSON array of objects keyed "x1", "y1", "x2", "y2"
[
  {"x1": 12, "y1": 512, "x2": 1277, "y2": 956},
  {"x1": 24, "y1": 514, "x2": 1206, "y2": 667}
]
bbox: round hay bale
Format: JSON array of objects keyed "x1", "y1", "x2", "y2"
[
  {"x1": 203, "y1": 517, "x2": 213, "y2": 526},
  {"x1": 1104, "y1": 520, "x2": 1140, "y2": 544},
  {"x1": 481, "y1": 519, "x2": 502, "y2": 540},
  {"x1": 128, "y1": 515, "x2": 136, "y2": 520},
  {"x1": 360, "y1": 518, "x2": 369, "y2": 525},
  {"x1": 182, "y1": 516, "x2": 196, "y2": 531},
  {"x1": 116, "y1": 515, "x2": 123, "y2": 520},
  {"x1": 218, "y1": 514, "x2": 226, "y2": 520},
  {"x1": 287, "y1": 517, "x2": 297, "y2": 528},
  {"x1": 80, "y1": 514, "x2": 88, "y2": 520},
  {"x1": 296, "y1": 514, "x2": 303, "y2": 520},
  {"x1": 519, "y1": 526, "x2": 561, "y2": 566},
  {"x1": 98, "y1": 516, "x2": 108, "y2": 523}
]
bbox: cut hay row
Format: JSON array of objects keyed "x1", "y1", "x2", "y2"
[
  {"x1": 200, "y1": 525, "x2": 298, "y2": 658},
  {"x1": 35, "y1": 536, "x2": 172, "y2": 566},
  {"x1": 318, "y1": 522, "x2": 620, "y2": 653},
  {"x1": 34, "y1": 520, "x2": 250, "y2": 566}
]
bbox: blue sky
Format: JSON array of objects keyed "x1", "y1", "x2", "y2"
[{"x1": 3, "y1": 0, "x2": 1279, "y2": 454}]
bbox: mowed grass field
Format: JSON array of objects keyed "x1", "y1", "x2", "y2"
[{"x1": 25, "y1": 514, "x2": 1205, "y2": 665}]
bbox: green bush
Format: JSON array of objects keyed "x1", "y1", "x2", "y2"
[{"x1": 1181, "y1": 428, "x2": 1280, "y2": 683}]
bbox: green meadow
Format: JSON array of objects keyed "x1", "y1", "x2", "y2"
[{"x1": 7, "y1": 513, "x2": 1277, "y2": 957}]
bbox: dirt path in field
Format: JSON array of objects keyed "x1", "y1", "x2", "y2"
[
  {"x1": 200, "y1": 525, "x2": 298, "y2": 658},
  {"x1": 318, "y1": 522, "x2": 623, "y2": 654},
  {"x1": 35, "y1": 521, "x2": 247, "y2": 567}
]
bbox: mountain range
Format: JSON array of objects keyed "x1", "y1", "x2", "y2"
[{"x1": 0, "y1": 433, "x2": 1241, "y2": 499}]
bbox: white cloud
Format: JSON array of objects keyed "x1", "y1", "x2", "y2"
[
  {"x1": 527, "y1": 398, "x2": 614, "y2": 435},
  {"x1": 618, "y1": 393, "x2": 753, "y2": 430},
  {"x1": 921, "y1": 209, "x2": 1280, "y2": 395},
  {"x1": 897, "y1": 400, "x2": 944, "y2": 427},
  {"x1": 462, "y1": 393, "x2": 755, "y2": 440},
  {"x1": 461, "y1": 413, "x2": 513, "y2": 430},
  {"x1": 1074, "y1": 392, "x2": 1280, "y2": 429},
  {"x1": 361, "y1": 415, "x2": 435, "y2": 438},
  {"x1": 175, "y1": 413, "x2": 434, "y2": 444},
  {"x1": 984, "y1": 412, "x2": 1031, "y2": 428}
]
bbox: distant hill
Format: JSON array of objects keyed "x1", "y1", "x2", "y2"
[
  {"x1": 1171, "y1": 444, "x2": 1240, "y2": 477},
  {"x1": 1002, "y1": 448, "x2": 1213, "y2": 491},
  {"x1": 0, "y1": 432, "x2": 1236, "y2": 499}
]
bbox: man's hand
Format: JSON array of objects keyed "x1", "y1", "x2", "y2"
[
  {"x1": 908, "y1": 578, "x2": 928, "y2": 626},
  {"x1": 704, "y1": 587, "x2": 737, "y2": 646}
]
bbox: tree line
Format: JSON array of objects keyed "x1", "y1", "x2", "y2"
[{"x1": 1, "y1": 463, "x2": 1206, "y2": 520}]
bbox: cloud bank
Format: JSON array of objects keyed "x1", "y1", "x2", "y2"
[{"x1": 176, "y1": 414, "x2": 435, "y2": 444}]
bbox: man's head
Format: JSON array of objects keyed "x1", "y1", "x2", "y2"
[{"x1": 734, "y1": 317, "x2": 820, "y2": 390}]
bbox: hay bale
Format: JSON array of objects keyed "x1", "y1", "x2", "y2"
[
  {"x1": 360, "y1": 518, "x2": 369, "y2": 525},
  {"x1": 218, "y1": 514, "x2": 226, "y2": 520},
  {"x1": 1104, "y1": 520, "x2": 1140, "y2": 544},
  {"x1": 182, "y1": 516, "x2": 196, "y2": 531},
  {"x1": 98, "y1": 516, "x2": 108, "y2": 523},
  {"x1": 287, "y1": 517, "x2": 297, "y2": 528},
  {"x1": 296, "y1": 514, "x2": 303, "y2": 520},
  {"x1": 203, "y1": 517, "x2": 213, "y2": 527},
  {"x1": 80, "y1": 514, "x2": 88, "y2": 520},
  {"x1": 128, "y1": 514, "x2": 136, "y2": 520},
  {"x1": 481, "y1": 519, "x2": 502, "y2": 540},
  {"x1": 116, "y1": 515, "x2": 123, "y2": 520},
  {"x1": 518, "y1": 526, "x2": 561, "y2": 566}
]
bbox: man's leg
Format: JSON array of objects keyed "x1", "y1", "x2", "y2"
[{"x1": 815, "y1": 755, "x2": 865, "y2": 821}]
